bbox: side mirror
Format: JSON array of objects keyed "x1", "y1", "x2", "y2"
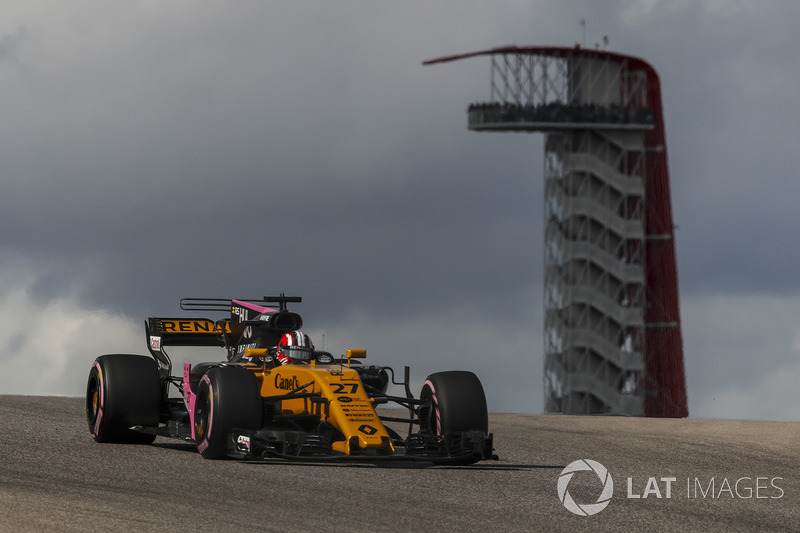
[{"x1": 345, "y1": 349, "x2": 366, "y2": 368}]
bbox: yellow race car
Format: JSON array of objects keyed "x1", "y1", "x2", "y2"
[{"x1": 86, "y1": 295, "x2": 495, "y2": 464}]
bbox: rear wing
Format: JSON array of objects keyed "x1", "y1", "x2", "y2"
[
  {"x1": 146, "y1": 317, "x2": 229, "y2": 374},
  {"x1": 146, "y1": 317, "x2": 229, "y2": 349},
  {"x1": 146, "y1": 295, "x2": 304, "y2": 374}
]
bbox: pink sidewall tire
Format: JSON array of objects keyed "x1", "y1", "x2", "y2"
[
  {"x1": 419, "y1": 370, "x2": 488, "y2": 435},
  {"x1": 86, "y1": 354, "x2": 160, "y2": 444},
  {"x1": 193, "y1": 366, "x2": 262, "y2": 459}
]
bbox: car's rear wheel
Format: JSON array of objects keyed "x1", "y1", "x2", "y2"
[
  {"x1": 194, "y1": 366, "x2": 262, "y2": 459},
  {"x1": 86, "y1": 354, "x2": 160, "y2": 444},
  {"x1": 419, "y1": 370, "x2": 489, "y2": 435}
]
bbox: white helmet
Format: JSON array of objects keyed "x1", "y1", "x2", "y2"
[{"x1": 276, "y1": 331, "x2": 314, "y2": 364}]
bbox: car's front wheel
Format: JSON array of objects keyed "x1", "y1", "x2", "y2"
[
  {"x1": 419, "y1": 370, "x2": 489, "y2": 436},
  {"x1": 418, "y1": 370, "x2": 490, "y2": 465},
  {"x1": 194, "y1": 366, "x2": 262, "y2": 459}
]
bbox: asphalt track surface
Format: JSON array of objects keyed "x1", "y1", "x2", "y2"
[{"x1": 1, "y1": 396, "x2": 799, "y2": 532}]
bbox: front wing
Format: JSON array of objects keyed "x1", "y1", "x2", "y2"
[{"x1": 228, "y1": 427, "x2": 496, "y2": 464}]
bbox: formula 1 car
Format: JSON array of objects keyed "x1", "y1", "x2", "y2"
[{"x1": 85, "y1": 295, "x2": 495, "y2": 464}]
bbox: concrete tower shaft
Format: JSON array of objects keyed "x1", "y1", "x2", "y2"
[{"x1": 424, "y1": 46, "x2": 687, "y2": 417}]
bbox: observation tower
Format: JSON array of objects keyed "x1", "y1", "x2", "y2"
[{"x1": 424, "y1": 46, "x2": 687, "y2": 417}]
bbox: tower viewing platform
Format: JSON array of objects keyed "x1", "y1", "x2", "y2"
[{"x1": 468, "y1": 102, "x2": 654, "y2": 132}]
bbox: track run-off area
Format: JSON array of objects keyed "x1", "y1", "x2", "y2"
[{"x1": 1, "y1": 395, "x2": 798, "y2": 532}]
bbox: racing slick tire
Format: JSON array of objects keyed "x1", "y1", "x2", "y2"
[
  {"x1": 194, "y1": 366, "x2": 262, "y2": 459},
  {"x1": 86, "y1": 354, "x2": 160, "y2": 444},
  {"x1": 419, "y1": 371, "x2": 489, "y2": 464},
  {"x1": 419, "y1": 371, "x2": 489, "y2": 435}
]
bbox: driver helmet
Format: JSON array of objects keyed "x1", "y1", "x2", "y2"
[{"x1": 276, "y1": 330, "x2": 314, "y2": 365}]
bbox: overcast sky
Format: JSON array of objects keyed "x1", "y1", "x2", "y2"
[{"x1": 1, "y1": 1, "x2": 799, "y2": 421}]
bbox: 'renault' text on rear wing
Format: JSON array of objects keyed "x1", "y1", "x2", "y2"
[
  {"x1": 147, "y1": 317, "x2": 230, "y2": 348},
  {"x1": 146, "y1": 317, "x2": 230, "y2": 374}
]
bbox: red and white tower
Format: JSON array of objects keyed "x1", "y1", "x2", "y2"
[{"x1": 425, "y1": 46, "x2": 687, "y2": 417}]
